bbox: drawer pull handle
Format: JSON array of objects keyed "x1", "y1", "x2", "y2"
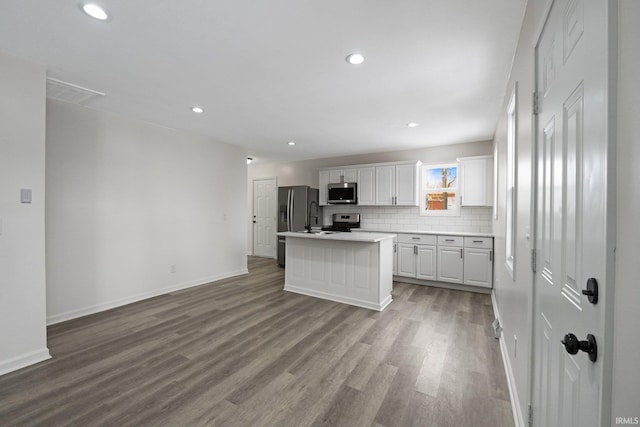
[
  {"x1": 412, "y1": 237, "x2": 420, "y2": 240},
  {"x1": 473, "y1": 240, "x2": 483, "y2": 243},
  {"x1": 445, "y1": 239, "x2": 455, "y2": 242}
]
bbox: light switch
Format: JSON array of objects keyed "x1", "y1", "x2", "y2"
[{"x1": 20, "y1": 188, "x2": 32, "y2": 204}]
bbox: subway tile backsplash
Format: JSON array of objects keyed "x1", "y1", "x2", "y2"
[{"x1": 324, "y1": 205, "x2": 493, "y2": 234}]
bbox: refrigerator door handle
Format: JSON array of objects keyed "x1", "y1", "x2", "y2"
[
  {"x1": 286, "y1": 190, "x2": 290, "y2": 231},
  {"x1": 287, "y1": 189, "x2": 293, "y2": 232},
  {"x1": 289, "y1": 190, "x2": 295, "y2": 231}
]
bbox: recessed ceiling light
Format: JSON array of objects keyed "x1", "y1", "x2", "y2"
[
  {"x1": 346, "y1": 53, "x2": 365, "y2": 65},
  {"x1": 407, "y1": 122, "x2": 419, "y2": 128},
  {"x1": 191, "y1": 106, "x2": 204, "y2": 114},
  {"x1": 81, "y1": 3, "x2": 111, "y2": 21},
  {"x1": 287, "y1": 141, "x2": 296, "y2": 146},
  {"x1": 247, "y1": 157, "x2": 253, "y2": 165}
]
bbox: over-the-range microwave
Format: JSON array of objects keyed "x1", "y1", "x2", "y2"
[{"x1": 328, "y1": 182, "x2": 357, "y2": 204}]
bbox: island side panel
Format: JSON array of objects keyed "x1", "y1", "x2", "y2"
[
  {"x1": 283, "y1": 236, "x2": 392, "y2": 311},
  {"x1": 378, "y1": 238, "x2": 393, "y2": 310}
]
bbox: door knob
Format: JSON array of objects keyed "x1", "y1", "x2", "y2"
[{"x1": 561, "y1": 333, "x2": 597, "y2": 362}]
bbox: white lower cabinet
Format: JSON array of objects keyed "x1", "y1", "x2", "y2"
[
  {"x1": 397, "y1": 243, "x2": 417, "y2": 277},
  {"x1": 416, "y1": 245, "x2": 437, "y2": 281},
  {"x1": 395, "y1": 233, "x2": 493, "y2": 289},
  {"x1": 396, "y1": 234, "x2": 437, "y2": 282},
  {"x1": 436, "y1": 235, "x2": 464, "y2": 284},
  {"x1": 462, "y1": 237, "x2": 493, "y2": 288}
]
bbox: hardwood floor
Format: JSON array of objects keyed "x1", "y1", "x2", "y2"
[{"x1": 0, "y1": 257, "x2": 513, "y2": 427}]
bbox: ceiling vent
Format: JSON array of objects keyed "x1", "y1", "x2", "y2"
[{"x1": 46, "y1": 77, "x2": 105, "y2": 105}]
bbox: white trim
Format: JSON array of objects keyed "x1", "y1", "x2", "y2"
[
  {"x1": 0, "y1": 348, "x2": 51, "y2": 377},
  {"x1": 284, "y1": 284, "x2": 393, "y2": 312},
  {"x1": 492, "y1": 291, "x2": 525, "y2": 427},
  {"x1": 46, "y1": 269, "x2": 249, "y2": 325}
]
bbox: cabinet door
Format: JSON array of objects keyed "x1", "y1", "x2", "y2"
[
  {"x1": 463, "y1": 248, "x2": 493, "y2": 288},
  {"x1": 319, "y1": 170, "x2": 330, "y2": 205},
  {"x1": 416, "y1": 244, "x2": 437, "y2": 281},
  {"x1": 329, "y1": 169, "x2": 344, "y2": 183},
  {"x1": 376, "y1": 165, "x2": 395, "y2": 205},
  {"x1": 437, "y1": 246, "x2": 464, "y2": 284},
  {"x1": 343, "y1": 168, "x2": 357, "y2": 182},
  {"x1": 397, "y1": 243, "x2": 416, "y2": 277},
  {"x1": 395, "y1": 163, "x2": 419, "y2": 206},
  {"x1": 460, "y1": 157, "x2": 493, "y2": 206},
  {"x1": 357, "y1": 167, "x2": 376, "y2": 205}
]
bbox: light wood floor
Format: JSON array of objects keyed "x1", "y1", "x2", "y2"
[{"x1": 0, "y1": 257, "x2": 513, "y2": 427}]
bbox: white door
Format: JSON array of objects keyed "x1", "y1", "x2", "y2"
[
  {"x1": 532, "y1": 0, "x2": 610, "y2": 425},
  {"x1": 252, "y1": 178, "x2": 277, "y2": 258}
]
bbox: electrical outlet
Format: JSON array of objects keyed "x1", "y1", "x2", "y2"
[
  {"x1": 170, "y1": 264, "x2": 176, "y2": 274},
  {"x1": 514, "y1": 335, "x2": 518, "y2": 358}
]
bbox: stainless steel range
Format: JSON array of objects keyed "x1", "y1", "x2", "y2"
[{"x1": 322, "y1": 213, "x2": 360, "y2": 232}]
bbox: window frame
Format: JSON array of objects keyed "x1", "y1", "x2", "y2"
[
  {"x1": 419, "y1": 162, "x2": 460, "y2": 217},
  {"x1": 505, "y1": 84, "x2": 518, "y2": 278}
]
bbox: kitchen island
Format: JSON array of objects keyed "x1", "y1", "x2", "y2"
[{"x1": 276, "y1": 231, "x2": 396, "y2": 311}]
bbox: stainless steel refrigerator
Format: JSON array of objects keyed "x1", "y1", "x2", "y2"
[{"x1": 277, "y1": 186, "x2": 322, "y2": 267}]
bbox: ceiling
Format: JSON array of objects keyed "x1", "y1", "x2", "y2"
[{"x1": 0, "y1": 0, "x2": 526, "y2": 163}]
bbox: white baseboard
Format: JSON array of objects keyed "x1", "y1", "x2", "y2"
[
  {"x1": 0, "y1": 348, "x2": 51, "y2": 377},
  {"x1": 492, "y1": 291, "x2": 525, "y2": 427},
  {"x1": 47, "y1": 269, "x2": 249, "y2": 325}
]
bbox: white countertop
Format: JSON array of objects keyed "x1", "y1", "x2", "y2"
[
  {"x1": 357, "y1": 228, "x2": 494, "y2": 238},
  {"x1": 277, "y1": 231, "x2": 396, "y2": 243}
]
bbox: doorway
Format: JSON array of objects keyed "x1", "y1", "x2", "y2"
[{"x1": 252, "y1": 178, "x2": 277, "y2": 258}]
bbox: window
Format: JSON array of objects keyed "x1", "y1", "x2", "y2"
[
  {"x1": 506, "y1": 85, "x2": 517, "y2": 277},
  {"x1": 420, "y1": 163, "x2": 459, "y2": 216}
]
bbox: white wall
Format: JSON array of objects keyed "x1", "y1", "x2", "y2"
[
  {"x1": 247, "y1": 141, "x2": 493, "y2": 251},
  {"x1": 491, "y1": 0, "x2": 547, "y2": 423},
  {"x1": 46, "y1": 100, "x2": 248, "y2": 323},
  {"x1": 613, "y1": 0, "x2": 640, "y2": 419},
  {"x1": 0, "y1": 52, "x2": 50, "y2": 375}
]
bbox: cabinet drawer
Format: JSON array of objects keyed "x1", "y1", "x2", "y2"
[
  {"x1": 463, "y1": 237, "x2": 493, "y2": 249},
  {"x1": 437, "y1": 235, "x2": 463, "y2": 247},
  {"x1": 397, "y1": 233, "x2": 437, "y2": 245}
]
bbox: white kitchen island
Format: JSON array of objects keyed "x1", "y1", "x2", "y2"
[{"x1": 277, "y1": 231, "x2": 396, "y2": 311}]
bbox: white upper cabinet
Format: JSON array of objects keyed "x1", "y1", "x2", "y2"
[
  {"x1": 320, "y1": 161, "x2": 420, "y2": 206},
  {"x1": 329, "y1": 168, "x2": 357, "y2": 183},
  {"x1": 458, "y1": 155, "x2": 494, "y2": 207},
  {"x1": 375, "y1": 162, "x2": 420, "y2": 206},
  {"x1": 375, "y1": 165, "x2": 396, "y2": 205},
  {"x1": 395, "y1": 163, "x2": 419, "y2": 206},
  {"x1": 357, "y1": 167, "x2": 376, "y2": 205},
  {"x1": 319, "y1": 170, "x2": 330, "y2": 205}
]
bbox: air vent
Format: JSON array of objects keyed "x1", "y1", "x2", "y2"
[{"x1": 46, "y1": 77, "x2": 105, "y2": 105}]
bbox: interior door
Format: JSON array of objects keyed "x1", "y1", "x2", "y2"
[
  {"x1": 253, "y1": 178, "x2": 277, "y2": 258},
  {"x1": 532, "y1": 0, "x2": 610, "y2": 425}
]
